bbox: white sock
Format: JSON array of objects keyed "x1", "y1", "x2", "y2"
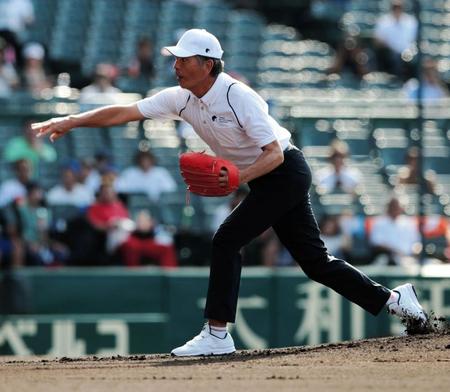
[
  {"x1": 386, "y1": 290, "x2": 399, "y2": 307},
  {"x1": 209, "y1": 324, "x2": 227, "y2": 339}
]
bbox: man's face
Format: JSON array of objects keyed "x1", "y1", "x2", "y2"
[
  {"x1": 138, "y1": 156, "x2": 154, "y2": 171},
  {"x1": 392, "y1": 4, "x2": 403, "y2": 18},
  {"x1": 62, "y1": 169, "x2": 77, "y2": 189},
  {"x1": 387, "y1": 199, "x2": 403, "y2": 218},
  {"x1": 99, "y1": 185, "x2": 116, "y2": 203},
  {"x1": 16, "y1": 160, "x2": 32, "y2": 181},
  {"x1": 173, "y1": 56, "x2": 212, "y2": 91}
]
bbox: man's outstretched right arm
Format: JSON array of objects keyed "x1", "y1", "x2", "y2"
[{"x1": 32, "y1": 103, "x2": 145, "y2": 142}]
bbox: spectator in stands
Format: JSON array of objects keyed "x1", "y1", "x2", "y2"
[
  {"x1": 87, "y1": 183, "x2": 129, "y2": 231},
  {"x1": 210, "y1": 187, "x2": 249, "y2": 233},
  {"x1": 253, "y1": 228, "x2": 289, "y2": 267},
  {"x1": 395, "y1": 146, "x2": 436, "y2": 194},
  {"x1": 78, "y1": 157, "x2": 101, "y2": 193},
  {"x1": 210, "y1": 187, "x2": 286, "y2": 266},
  {"x1": 421, "y1": 214, "x2": 450, "y2": 262},
  {"x1": 373, "y1": 0, "x2": 417, "y2": 80},
  {"x1": 119, "y1": 210, "x2": 177, "y2": 267},
  {"x1": 326, "y1": 32, "x2": 369, "y2": 81},
  {"x1": 315, "y1": 139, "x2": 362, "y2": 194},
  {"x1": 0, "y1": 158, "x2": 32, "y2": 207},
  {"x1": 46, "y1": 162, "x2": 94, "y2": 208},
  {"x1": 403, "y1": 57, "x2": 449, "y2": 102},
  {"x1": 0, "y1": 37, "x2": 19, "y2": 98},
  {"x1": 368, "y1": 196, "x2": 420, "y2": 266},
  {"x1": 22, "y1": 42, "x2": 52, "y2": 94},
  {"x1": 126, "y1": 37, "x2": 155, "y2": 81},
  {"x1": 80, "y1": 63, "x2": 122, "y2": 102},
  {"x1": 77, "y1": 151, "x2": 118, "y2": 194},
  {"x1": 0, "y1": 0, "x2": 34, "y2": 67},
  {"x1": 3, "y1": 182, "x2": 67, "y2": 266},
  {"x1": 318, "y1": 214, "x2": 350, "y2": 259},
  {"x1": 116, "y1": 150, "x2": 177, "y2": 202},
  {"x1": 3, "y1": 120, "x2": 57, "y2": 178},
  {"x1": 84, "y1": 182, "x2": 131, "y2": 264}
]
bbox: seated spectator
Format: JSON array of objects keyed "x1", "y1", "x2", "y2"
[
  {"x1": 3, "y1": 120, "x2": 57, "y2": 177},
  {"x1": 116, "y1": 150, "x2": 177, "y2": 202},
  {"x1": 21, "y1": 42, "x2": 52, "y2": 94},
  {"x1": 326, "y1": 33, "x2": 369, "y2": 81},
  {"x1": 318, "y1": 214, "x2": 350, "y2": 259},
  {"x1": 368, "y1": 197, "x2": 420, "y2": 266},
  {"x1": 254, "y1": 228, "x2": 289, "y2": 267},
  {"x1": 126, "y1": 36, "x2": 155, "y2": 81},
  {"x1": 80, "y1": 63, "x2": 122, "y2": 102},
  {"x1": 81, "y1": 183, "x2": 131, "y2": 264},
  {"x1": 211, "y1": 187, "x2": 289, "y2": 266},
  {"x1": 3, "y1": 182, "x2": 68, "y2": 266},
  {"x1": 87, "y1": 183, "x2": 129, "y2": 231},
  {"x1": 315, "y1": 139, "x2": 362, "y2": 194},
  {"x1": 0, "y1": 37, "x2": 19, "y2": 98},
  {"x1": 119, "y1": 210, "x2": 177, "y2": 267},
  {"x1": 0, "y1": 0, "x2": 35, "y2": 67},
  {"x1": 0, "y1": 158, "x2": 32, "y2": 207},
  {"x1": 78, "y1": 158, "x2": 98, "y2": 193},
  {"x1": 420, "y1": 214, "x2": 450, "y2": 262},
  {"x1": 395, "y1": 146, "x2": 436, "y2": 194},
  {"x1": 403, "y1": 58, "x2": 449, "y2": 102},
  {"x1": 210, "y1": 187, "x2": 249, "y2": 233},
  {"x1": 77, "y1": 151, "x2": 118, "y2": 194},
  {"x1": 46, "y1": 162, "x2": 94, "y2": 208},
  {"x1": 373, "y1": 0, "x2": 417, "y2": 80}
]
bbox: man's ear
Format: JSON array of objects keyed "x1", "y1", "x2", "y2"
[{"x1": 206, "y1": 59, "x2": 214, "y2": 73}]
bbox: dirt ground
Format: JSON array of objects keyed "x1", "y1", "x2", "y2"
[{"x1": 1, "y1": 333, "x2": 449, "y2": 392}]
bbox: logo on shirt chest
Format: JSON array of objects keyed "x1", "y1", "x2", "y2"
[{"x1": 211, "y1": 115, "x2": 234, "y2": 127}]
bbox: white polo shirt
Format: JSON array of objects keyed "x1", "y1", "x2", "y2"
[
  {"x1": 374, "y1": 13, "x2": 417, "y2": 54},
  {"x1": 136, "y1": 72, "x2": 291, "y2": 169}
]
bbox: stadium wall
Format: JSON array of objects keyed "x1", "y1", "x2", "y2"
[{"x1": 0, "y1": 266, "x2": 449, "y2": 356}]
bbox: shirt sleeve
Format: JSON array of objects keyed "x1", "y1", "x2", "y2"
[
  {"x1": 157, "y1": 167, "x2": 177, "y2": 192},
  {"x1": 369, "y1": 219, "x2": 389, "y2": 247},
  {"x1": 136, "y1": 87, "x2": 185, "y2": 120},
  {"x1": 374, "y1": 16, "x2": 387, "y2": 41},
  {"x1": 229, "y1": 86, "x2": 277, "y2": 148}
]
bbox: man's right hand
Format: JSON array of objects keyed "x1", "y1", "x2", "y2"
[{"x1": 31, "y1": 116, "x2": 75, "y2": 142}]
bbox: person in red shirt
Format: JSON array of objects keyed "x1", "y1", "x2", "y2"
[
  {"x1": 82, "y1": 183, "x2": 130, "y2": 264},
  {"x1": 87, "y1": 183, "x2": 128, "y2": 230}
]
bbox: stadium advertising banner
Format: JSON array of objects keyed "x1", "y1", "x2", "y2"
[{"x1": 0, "y1": 267, "x2": 449, "y2": 356}]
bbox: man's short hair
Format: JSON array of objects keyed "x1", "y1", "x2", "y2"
[{"x1": 197, "y1": 55, "x2": 224, "y2": 77}]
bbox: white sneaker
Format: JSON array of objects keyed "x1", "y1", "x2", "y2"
[
  {"x1": 387, "y1": 283, "x2": 428, "y2": 324},
  {"x1": 171, "y1": 324, "x2": 236, "y2": 357}
]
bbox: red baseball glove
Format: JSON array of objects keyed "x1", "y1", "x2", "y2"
[{"x1": 179, "y1": 152, "x2": 240, "y2": 197}]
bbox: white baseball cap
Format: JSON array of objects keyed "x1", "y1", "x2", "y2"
[
  {"x1": 162, "y1": 28, "x2": 224, "y2": 59},
  {"x1": 23, "y1": 42, "x2": 45, "y2": 60}
]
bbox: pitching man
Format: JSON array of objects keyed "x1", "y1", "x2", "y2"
[{"x1": 33, "y1": 29, "x2": 428, "y2": 356}]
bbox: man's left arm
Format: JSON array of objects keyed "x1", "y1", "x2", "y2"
[{"x1": 220, "y1": 140, "x2": 284, "y2": 186}]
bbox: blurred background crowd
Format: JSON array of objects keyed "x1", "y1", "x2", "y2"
[{"x1": 1, "y1": 0, "x2": 450, "y2": 270}]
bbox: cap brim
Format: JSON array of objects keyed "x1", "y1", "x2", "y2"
[{"x1": 161, "y1": 45, "x2": 195, "y2": 58}]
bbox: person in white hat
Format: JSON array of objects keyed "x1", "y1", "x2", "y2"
[
  {"x1": 32, "y1": 29, "x2": 428, "y2": 357},
  {"x1": 22, "y1": 42, "x2": 51, "y2": 93}
]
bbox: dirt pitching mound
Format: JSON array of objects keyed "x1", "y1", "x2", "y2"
[{"x1": 1, "y1": 332, "x2": 449, "y2": 392}]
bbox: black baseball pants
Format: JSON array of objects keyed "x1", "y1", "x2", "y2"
[{"x1": 204, "y1": 147, "x2": 391, "y2": 323}]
